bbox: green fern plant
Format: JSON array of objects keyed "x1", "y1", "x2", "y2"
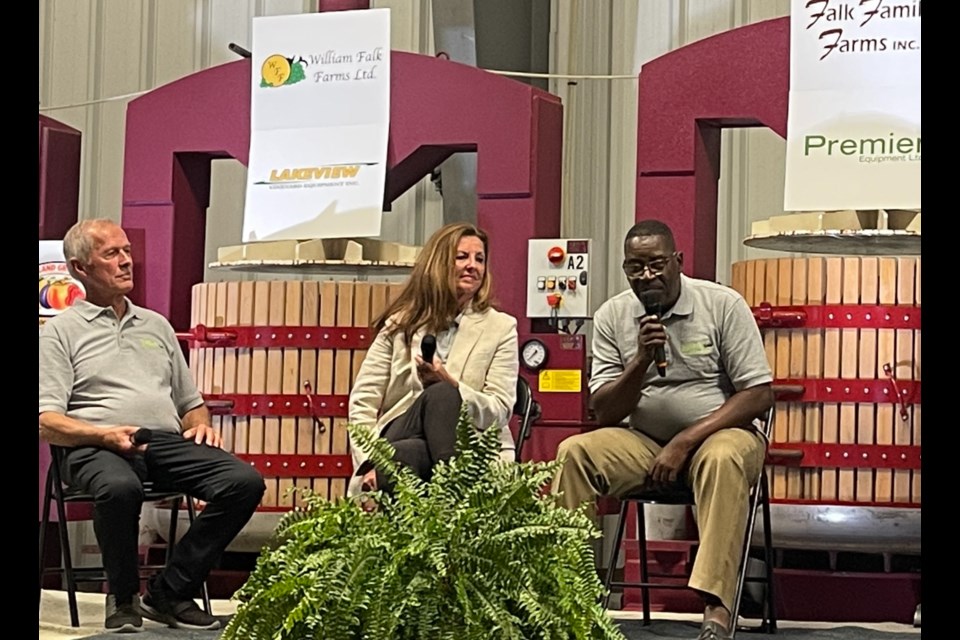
[{"x1": 223, "y1": 406, "x2": 626, "y2": 640}]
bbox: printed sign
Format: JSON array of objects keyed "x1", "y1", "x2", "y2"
[
  {"x1": 39, "y1": 240, "x2": 85, "y2": 329},
  {"x1": 784, "y1": 0, "x2": 920, "y2": 211},
  {"x1": 243, "y1": 9, "x2": 391, "y2": 242}
]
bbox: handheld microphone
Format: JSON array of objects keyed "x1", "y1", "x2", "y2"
[
  {"x1": 639, "y1": 291, "x2": 668, "y2": 377},
  {"x1": 132, "y1": 428, "x2": 154, "y2": 446},
  {"x1": 421, "y1": 334, "x2": 437, "y2": 365}
]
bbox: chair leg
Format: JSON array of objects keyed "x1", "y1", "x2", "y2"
[
  {"x1": 602, "y1": 500, "x2": 629, "y2": 609},
  {"x1": 759, "y1": 472, "x2": 777, "y2": 633},
  {"x1": 636, "y1": 503, "x2": 652, "y2": 627},
  {"x1": 39, "y1": 471, "x2": 54, "y2": 610},
  {"x1": 53, "y1": 489, "x2": 80, "y2": 628},
  {"x1": 166, "y1": 498, "x2": 180, "y2": 565},
  {"x1": 185, "y1": 498, "x2": 212, "y2": 615}
]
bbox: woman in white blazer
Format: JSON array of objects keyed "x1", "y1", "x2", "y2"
[{"x1": 348, "y1": 222, "x2": 519, "y2": 496}]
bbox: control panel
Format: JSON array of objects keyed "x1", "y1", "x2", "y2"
[{"x1": 526, "y1": 238, "x2": 591, "y2": 321}]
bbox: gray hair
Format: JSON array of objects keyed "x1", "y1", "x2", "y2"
[{"x1": 62, "y1": 219, "x2": 117, "y2": 278}]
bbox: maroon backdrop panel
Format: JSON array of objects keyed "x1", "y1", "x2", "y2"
[
  {"x1": 39, "y1": 114, "x2": 82, "y2": 520},
  {"x1": 635, "y1": 17, "x2": 789, "y2": 281},
  {"x1": 39, "y1": 115, "x2": 82, "y2": 242}
]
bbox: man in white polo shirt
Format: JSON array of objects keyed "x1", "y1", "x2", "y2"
[
  {"x1": 39, "y1": 219, "x2": 265, "y2": 633},
  {"x1": 553, "y1": 219, "x2": 774, "y2": 640}
]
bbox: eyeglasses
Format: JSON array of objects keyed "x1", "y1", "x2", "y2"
[{"x1": 622, "y1": 253, "x2": 677, "y2": 278}]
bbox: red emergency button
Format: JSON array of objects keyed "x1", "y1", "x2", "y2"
[
  {"x1": 547, "y1": 246, "x2": 565, "y2": 265},
  {"x1": 546, "y1": 293, "x2": 563, "y2": 308}
]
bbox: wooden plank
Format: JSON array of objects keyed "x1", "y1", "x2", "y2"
[
  {"x1": 762, "y1": 260, "x2": 777, "y2": 373},
  {"x1": 874, "y1": 258, "x2": 897, "y2": 502},
  {"x1": 315, "y1": 281, "x2": 338, "y2": 500},
  {"x1": 195, "y1": 284, "x2": 209, "y2": 394},
  {"x1": 786, "y1": 258, "x2": 807, "y2": 500},
  {"x1": 803, "y1": 258, "x2": 824, "y2": 498},
  {"x1": 731, "y1": 261, "x2": 746, "y2": 299},
  {"x1": 296, "y1": 281, "x2": 320, "y2": 506},
  {"x1": 387, "y1": 281, "x2": 404, "y2": 305},
  {"x1": 331, "y1": 281, "x2": 355, "y2": 499},
  {"x1": 262, "y1": 281, "x2": 286, "y2": 507},
  {"x1": 189, "y1": 284, "x2": 200, "y2": 384},
  {"x1": 744, "y1": 259, "x2": 757, "y2": 306},
  {"x1": 894, "y1": 258, "x2": 916, "y2": 502},
  {"x1": 220, "y1": 282, "x2": 241, "y2": 453},
  {"x1": 838, "y1": 257, "x2": 860, "y2": 502},
  {"x1": 278, "y1": 281, "x2": 302, "y2": 509},
  {"x1": 211, "y1": 282, "x2": 228, "y2": 442},
  {"x1": 233, "y1": 281, "x2": 255, "y2": 457},
  {"x1": 771, "y1": 259, "x2": 789, "y2": 500},
  {"x1": 856, "y1": 258, "x2": 878, "y2": 503},
  {"x1": 202, "y1": 283, "x2": 217, "y2": 397},
  {"x1": 248, "y1": 281, "x2": 270, "y2": 507},
  {"x1": 820, "y1": 257, "x2": 843, "y2": 501}
]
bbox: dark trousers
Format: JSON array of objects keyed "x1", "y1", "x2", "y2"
[
  {"x1": 376, "y1": 382, "x2": 463, "y2": 491},
  {"x1": 61, "y1": 430, "x2": 265, "y2": 601}
]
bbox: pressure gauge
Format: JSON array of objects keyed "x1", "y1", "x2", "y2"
[{"x1": 521, "y1": 339, "x2": 548, "y2": 372}]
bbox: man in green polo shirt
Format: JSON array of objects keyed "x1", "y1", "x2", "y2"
[
  {"x1": 553, "y1": 219, "x2": 774, "y2": 640},
  {"x1": 39, "y1": 219, "x2": 265, "y2": 633}
]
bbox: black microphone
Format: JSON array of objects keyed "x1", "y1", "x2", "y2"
[
  {"x1": 132, "y1": 428, "x2": 154, "y2": 446},
  {"x1": 421, "y1": 334, "x2": 437, "y2": 365},
  {"x1": 639, "y1": 291, "x2": 668, "y2": 377}
]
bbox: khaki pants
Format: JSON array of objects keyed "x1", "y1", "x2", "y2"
[{"x1": 553, "y1": 426, "x2": 765, "y2": 611}]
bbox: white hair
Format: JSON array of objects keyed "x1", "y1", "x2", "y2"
[{"x1": 62, "y1": 219, "x2": 118, "y2": 279}]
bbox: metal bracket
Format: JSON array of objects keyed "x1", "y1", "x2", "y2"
[{"x1": 753, "y1": 303, "x2": 920, "y2": 330}]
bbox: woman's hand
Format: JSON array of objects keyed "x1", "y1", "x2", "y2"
[
  {"x1": 414, "y1": 354, "x2": 459, "y2": 389},
  {"x1": 361, "y1": 469, "x2": 378, "y2": 491}
]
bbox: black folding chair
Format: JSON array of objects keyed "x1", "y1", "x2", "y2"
[
  {"x1": 513, "y1": 376, "x2": 542, "y2": 462},
  {"x1": 602, "y1": 407, "x2": 778, "y2": 637},
  {"x1": 38, "y1": 444, "x2": 212, "y2": 627}
]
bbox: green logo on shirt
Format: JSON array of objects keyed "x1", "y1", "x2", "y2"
[{"x1": 140, "y1": 338, "x2": 161, "y2": 349}]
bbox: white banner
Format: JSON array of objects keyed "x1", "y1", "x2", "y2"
[
  {"x1": 243, "y1": 9, "x2": 391, "y2": 242},
  {"x1": 784, "y1": 0, "x2": 920, "y2": 211}
]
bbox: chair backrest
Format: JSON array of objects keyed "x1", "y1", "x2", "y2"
[
  {"x1": 513, "y1": 377, "x2": 541, "y2": 461},
  {"x1": 754, "y1": 403, "x2": 775, "y2": 447}
]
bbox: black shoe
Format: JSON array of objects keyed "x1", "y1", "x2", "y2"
[
  {"x1": 140, "y1": 578, "x2": 219, "y2": 630},
  {"x1": 104, "y1": 594, "x2": 143, "y2": 633}
]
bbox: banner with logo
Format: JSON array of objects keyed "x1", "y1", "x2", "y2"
[
  {"x1": 39, "y1": 240, "x2": 85, "y2": 332},
  {"x1": 243, "y1": 9, "x2": 391, "y2": 242},
  {"x1": 784, "y1": 0, "x2": 920, "y2": 211}
]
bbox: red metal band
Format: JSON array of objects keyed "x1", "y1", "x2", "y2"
[
  {"x1": 176, "y1": 325, "x2": 374, "y2": 349},
  {"x1": 766, "y1": 443, "x2": 920, "y2": 470},
  {"x1": 205, "y1": 393, "x2": 349, "y2": 417},
  {"x1": 772, "y1": 378, "x2": 920, "y2": 405},
  {"x1": 238, "y1": 454, "x2": 354, "y2": 478},
  {"x1": 753, "y1": 303, "x2": 920, "y2": 330}
]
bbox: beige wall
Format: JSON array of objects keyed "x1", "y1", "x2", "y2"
[{"x1": 39, "y1": 0, "x2": 791, "y2": 292}]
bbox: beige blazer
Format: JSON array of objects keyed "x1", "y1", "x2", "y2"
[{"x1": 347, "y1": 306, "x2": 519, "y2": 495}]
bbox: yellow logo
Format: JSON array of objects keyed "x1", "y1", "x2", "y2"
[{"x1": 260, "y1": 54, "x2": 306, "y2": 88}]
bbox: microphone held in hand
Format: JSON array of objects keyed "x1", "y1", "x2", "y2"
[
  {"x1": 421, "y1": 334, "x2": 437, "y2": 365},
  {"x1": 131, "y1": 428, "x2": 154, "y2": 446},
  {"x1": 638, "y1": 291, "x2": 668, "y2": 377}
]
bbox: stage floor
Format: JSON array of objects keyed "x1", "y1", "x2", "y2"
[{"x1": 40, "y1": 590, "x2": 920, "y2": 639}]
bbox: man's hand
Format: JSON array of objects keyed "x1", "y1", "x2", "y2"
[
  {"x1": 414, "y1": 354, "x2": 457, "y2": 389},
  {"x1": 102, "y1": 426, "x2": 149, "y2": 456},
  {"x1": 636, "y1": 314, "x2": 667, "y2": 364},
  {"x1": 182, "y1": 423, "x2": 223, "y2": 448},
  {"x1": 649, "y1": 437, "x2": 693, "y2": 484}
]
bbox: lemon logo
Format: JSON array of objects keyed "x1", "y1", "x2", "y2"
[{"x1": 260, "y1": 54, "x2": 307, "y2": 88}]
